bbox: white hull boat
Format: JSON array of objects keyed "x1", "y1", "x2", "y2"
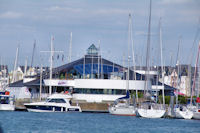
[
  {"x1": 138, "y1": 108, "x2": 166, "y2": 118},
  {"x1": 108, "y1": 89, "x2": 136, "y2": 116},
  {"x1": 0, "y1": 91, "x2": 15, "y2": 111},
  {"x1": 187, "y1": 105, "x2": 200, "y2": 120},
  {"x1": 0, "y1": 104, "x2": 15, "y2": 111},
  {"x1": 24, "y1": 93, "x2": 81, "y2": 113},
  {"x1": 174, "y1": 106, "x2": 193, "y2": 119},
  {"x1": 137, "y1": 108, "x2": 165, "y2": 119},
  {"x1": 193, "y1": 111, "x2": 200, "y2": 119},
  {"x1": 109, "y1": 104, "x2": 136, "y2": 116},
  {"x1": 137, "y1": 103, "x2": 165, "y2": 118}
]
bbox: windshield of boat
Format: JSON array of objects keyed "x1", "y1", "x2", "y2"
[
  {"x1": 0, "y1": 96, "x2": 10, "y2": 104},
  {"x1": 114, "y1": 99, "x2": 129, "y2": 105},
  {"x1": 46, "y1": 98, "x2": 66, "y2": 103}
]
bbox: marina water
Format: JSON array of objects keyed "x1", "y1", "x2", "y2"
[{"x1": 0, "y1": 112, "x2": 199, "y2": 133}]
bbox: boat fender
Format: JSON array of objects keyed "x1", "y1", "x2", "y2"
[{"x1": 5, "y1": 91, "x2": 10, "y2": 95}]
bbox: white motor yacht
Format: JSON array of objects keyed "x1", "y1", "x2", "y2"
[
  {"x1": 0, "y1": 91, "x2": 15, "y2": 111},
  {"x1": 24, "y1": 93, "x2": 81, "y2": 112}
]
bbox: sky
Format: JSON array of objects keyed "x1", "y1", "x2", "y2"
[{"x1": 0, "y1": 0, "x2": 200, "y2": 70}]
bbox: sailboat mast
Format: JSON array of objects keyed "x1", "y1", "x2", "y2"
[
  {"x1": 31, "y1": 40, "x2": 36, "y2": 67},
  {"x1": 126, "y1": 56, "x2": 130, "y2": 91},
  {"x1": 49, "y1": 36, "x2": 54, "y2": 95},
  {"x1": 123, "y1": 53, "x2": 125, "y2": 80},
  {"x1": 144, "y1": 0, "x2": 152, "y2": 95},
  {"x1": 24, "y1": 56, "x2": 28, "y2": 77},
  {"x1": 187, "y1": 20, "x2": 200, "y2": 97},
  {"x1": 126, "y1": 13, "x2": 132, "y2": 91},
  {"x1": 190, "y1": 41, "x2": 200, "y2": 105},
  {"x1": 128, "y1": 13, "x2": 138, "y2": 102},
  {"x1": 97, "y1": 40, "x2": 100, "y2": 79},
  {"x1": 13, "y1": 44, "x2": 19, "y2": 83},
  {"x1": 159, "y1": 18, "x2": 165, "y2": 105},
  {"x1": 39, "y1": 62, "x2": 43, "y2": 101},
  {"x1": 68, "y1": 32, "x2": 72, "y2": 63},
  {"x1": 176, "y1": 36, "x2": 181, "y2": 105},
  {"x1": 129, "y1": 14, "x2": 137, "y2": 80}
]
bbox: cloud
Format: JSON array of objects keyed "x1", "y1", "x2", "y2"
[
  {"x1": 159, "y1": 0, "x2": 191, "y2": 5},
  {"x1": 0, "y1": 11, "x2": 23, "y2": 19},
  {"x1": 46, "y1": 6, "x2": 82, "y2": 13},
  {"x1": 94, "y1": 9, "x2": 129, "y2": 15}
]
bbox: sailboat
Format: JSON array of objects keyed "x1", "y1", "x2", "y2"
[
  {"x1": 108, "y1": 14, "x2": 136, "y2": 116},
  {"x1": 108, "y1": 57, "x2": 136, "y2": 116},
  {"x1": 137, "y1": 0, "x2": 166, "y2": 118},
  {"x1": 187, "y1": 41, "x2": 200, "y2": 119},
  {"x1": 172, "y1": 37, "x2": 193, "y2": 119},
  {"x1": 108, "y1": 90, "x2": 136, "y2": 116},
  {"x1": 174, "y1": 105, "x2": 193, "y2": 119}
]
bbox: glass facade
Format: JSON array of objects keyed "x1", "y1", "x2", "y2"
[
  {"x1": 54, "y1": 63, "x2": 123, "y2": 80},
  {"x1": 73, "y1": 88, "x2": 126, "y2": 95},
  {"x1": 74, "y1": 64, "x2": 119, "y2": 74}
]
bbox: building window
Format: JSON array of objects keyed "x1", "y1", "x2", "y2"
[{"x1": 73, "y1": 88, "x2": 125, "y2": 95}]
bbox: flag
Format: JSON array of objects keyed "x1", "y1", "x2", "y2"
[
  {"x1": 196, "y1": 97, "x2": 200, "y2": 103},
  {"x1": 174, "y1": 90, "x2": 185, "y2": 96}
]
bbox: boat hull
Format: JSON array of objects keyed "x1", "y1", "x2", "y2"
[
  {"x1": 0, "y1": 104, "x2": 15, "y2": 111},
  {"x1": 174, "y1": 108, "x2": 193, "y2": 119},
  {"x1": 187, "y1": 105, "x2": 200, "y2": 120},
  {"x1": 193, "y1": 112, "x2": 200, "y2": 119},
  {"x1": 109, "y1": 106, "x2": 136, "y2": 116},
  {"x1": 137, "y1": 108, "x2": 166, "y2": 118},
  {"x1": 24, "y1": 104, "x2": 81, "y2": 113}
]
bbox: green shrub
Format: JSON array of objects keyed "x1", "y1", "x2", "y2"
[
  {"x1": 60, "y1": 74, "x2": 64, "y2": 79},
  {"x1": 131, "y1": 91, "x2": 143, "y2": 98},
  {"x1": 178, "y1": 95, "x2": 187, "y2": 104},
  {"x1": 158, "y1": 95, "x2": 171, "y2": 104}
]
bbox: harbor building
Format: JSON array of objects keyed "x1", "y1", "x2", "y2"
[{"x1": 8, "y1": 44, "x2": 175, "y2": 102}]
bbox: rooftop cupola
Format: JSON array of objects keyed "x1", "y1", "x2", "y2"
[{"x1": 87, "y1": 44, "x2": 98, "y2": 56}]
